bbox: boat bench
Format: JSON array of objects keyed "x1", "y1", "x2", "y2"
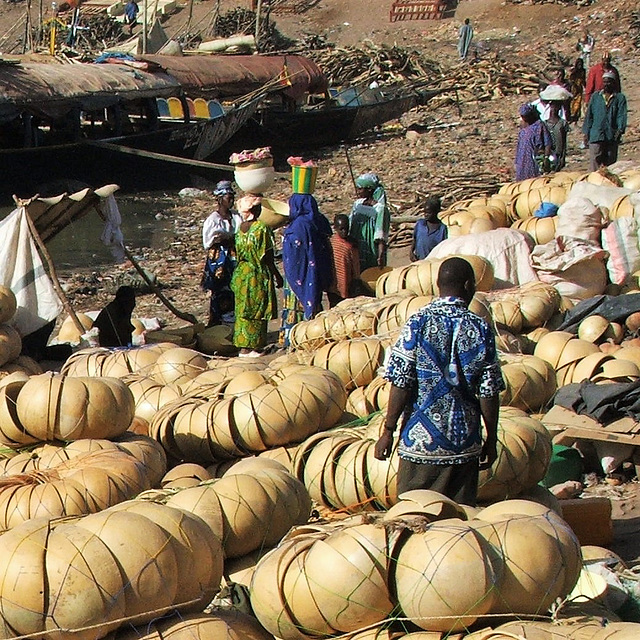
[{"x1": 389, "y1": 0, "x2": 447, "y2": 21}]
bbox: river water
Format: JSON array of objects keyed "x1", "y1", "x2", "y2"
[{"x1": 1, "y1": 191, "x2": 178, "y2": 271}]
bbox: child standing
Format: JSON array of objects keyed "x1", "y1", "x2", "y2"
[{"x1": 328, "y1": 214, "x2": 360, "y2": 308}]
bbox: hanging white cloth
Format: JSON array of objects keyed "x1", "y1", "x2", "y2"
[
  {"x1": 0, "y1": 208, "x2": 63, "y2": 336},
  {"x1": 100, "y1": 194, "x2": 126, "y2": 262}
]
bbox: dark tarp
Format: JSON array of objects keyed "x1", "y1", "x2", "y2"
[
  {"x1": 138, "y1": 54, "x2": 329, "y2": 100},
  {"x1": 0, "y1": 62, "x2": 181, "y2": 121},
  {"x1": 554, "y1": 380, "x2": 640, "y2": 423},
  {"x1": 558, "y1": 293, "x2": 640, "y2": 334}
]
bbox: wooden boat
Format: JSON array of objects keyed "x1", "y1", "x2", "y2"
[
  {"x1": 0, "y1": 57, "x2": 269, "y2": 197},
  {"x1": 226, "y1": 82, "x2": 446, "y2": 151}
]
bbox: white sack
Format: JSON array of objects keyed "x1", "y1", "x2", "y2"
[
  {"x1": 427, "y1": 228, "x2": 538, "y2": 289},
  {"x1": 568, "y1": 181, "x2": 631, "y2": 210},
  {"x1": 0, "y1": 208, "x2": 63, "y2": 336},
  {"x1": 531, "y1": 237, "x2": 608, "y2": 301},
  {"x1": 555, "y1": 196, "x2": 605, "y2": 243},
  {"x1": 601, "y1": 216, "x2": 640, "y2": 285}
]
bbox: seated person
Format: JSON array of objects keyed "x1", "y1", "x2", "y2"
[{"x1": 92, "y1": 286, "x2": 136, "y2": 347}]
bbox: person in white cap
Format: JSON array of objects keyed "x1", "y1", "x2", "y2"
[{"x1": 582, "y1": 70, "x2": 627, "y2": 171}]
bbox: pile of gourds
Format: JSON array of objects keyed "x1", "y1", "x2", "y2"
[
  {"x1": 250, "y1": 498, "x2": 581, "y2": 638},
  {"x1": 0, "y1": 435, "x2": 167, "y2": 530},
  {"x1": 376, "y1": 255, "x2": 494, "y2": 297},
  {"x1": 0, "y1": 287, "x2": 43, "y2": 378},
  {"x1": 149, "y1": 365, "x2": 346, "y2": 464},
  {"x1": 0, "y1": 501, "x2": 223, "y2": 640},
  {"x1": 276, "y1": 407, "x2": 551, "y2": 512},
  {"x1": 155, "y1": 458, "x2": 311, "y2": 559},
  {"x1": 0, "y1": 372, "x2": 135, "y2": 446}
]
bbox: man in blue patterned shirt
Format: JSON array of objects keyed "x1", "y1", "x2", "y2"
[{"x1": 374, "y1": 257, "x2": 504, "y2": 505}]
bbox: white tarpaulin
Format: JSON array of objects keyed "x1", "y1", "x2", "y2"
[
  {"x1": 427, "y1": 228, "x2": 539, "y2": 288},
  {"x1": 0, "y1": 208, "x2": 63, "y2": 336}
]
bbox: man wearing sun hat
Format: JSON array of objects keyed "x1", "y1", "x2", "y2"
[{"x1": 582, "y1": 70, "x2": 627, "y2": 171}]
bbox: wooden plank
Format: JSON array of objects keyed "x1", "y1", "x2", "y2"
[
  {"x1": 555, "y1": 426, "x2": 640, "y2": 446},
  {"x1": 542, "y1": 405, "x2": 640, "y2": 435},
  {"x1": 603, "y1": 416, "x2": 640, "y2": 434},
  {"x1": 541, "y1": 405, "x2": 602, "y2": 430}
]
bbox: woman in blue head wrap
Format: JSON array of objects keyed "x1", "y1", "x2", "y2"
[
  {"x1": 280, "y1": 193, "x2": 333, "y2": 346},
  {"x1": 201, "y1": 180, "x2": 241, "y2": 327},
  {"x1": 349, "y1": 172, "x2": 391, "y2": 270}
]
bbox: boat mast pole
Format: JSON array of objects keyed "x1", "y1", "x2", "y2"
[
  {"x1": 254, "y1": 0, "x2": 262, "y2": 50},
  {"x1": 142, "y1": 0, "x2": 148, "y2": 53}
]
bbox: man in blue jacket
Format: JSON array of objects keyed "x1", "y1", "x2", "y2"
[{"x1": 582, "y1": 70, "x2": 627, "y2": 171}]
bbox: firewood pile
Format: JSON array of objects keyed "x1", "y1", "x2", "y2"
[
  {"x1": 389, "y1": 171, "x2": 503, "y2": 249},
  {"x1": 306, "y1": 42, "x2": 444, "y2": 86},
  {"x1": 632, "y1": 11, "x2": 640, "y2": 48},
  {"x1": 306, "y1": 44, "x2": 546, "y2": 102}
]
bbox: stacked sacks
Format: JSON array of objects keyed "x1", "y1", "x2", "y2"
[
  {"x1": 149, "y1": 365, "x2": 346, "y2": 464},
  {"x1": 0, "y1": 499, "x2": 223, "y2": 640},
  {"x1": 249, "y1": 497, "x2": 581, "y2": 638},
  {"x1": 0, "y1": 436, "x2": 167, "y2": 530}
]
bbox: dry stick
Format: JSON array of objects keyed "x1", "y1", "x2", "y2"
[
  {"x1": 343, "y1": 146, "x2": 357, "y2": 194},
  {"x1": 92, "y1": 204, "x2": 198, "y2": 325},
  {"x1": 15, "y1": 197, "x2": 88, "y2": 338}
]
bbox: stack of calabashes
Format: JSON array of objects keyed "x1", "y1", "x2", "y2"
[
  {"x1": 0, "y1": 371, "x2": 167, "y2": 528},
  {"x1": 0, "y1": 286, "x2": 42, "y2": 378},
  {"x1": 149, "y1": 364, "x2": 347, "y2": 464},
  {"x1": 250, "y1": 496, "x2": 582, "y2": 639},
  {"x1": 282, "y1": 406, "x2": 552, "y2": 512},
  {"x1": 0, "y1": 493, "x2": 224, "y2": 640}
]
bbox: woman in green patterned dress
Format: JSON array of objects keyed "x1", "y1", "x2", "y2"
[{"x1": 231, "y1": 196, "x2": 283, "y2": 356}]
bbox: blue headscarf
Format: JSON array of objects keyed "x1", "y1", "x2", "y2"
[{"x1": 283, "y1": 194, "x2": 333, "y2": 319}]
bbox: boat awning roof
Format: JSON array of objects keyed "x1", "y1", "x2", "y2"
[
  {"x1": 138, "y1": 54, "x2": 329, "y2": 100},
  {"x1": 0, "y1": 62, "x2": 181, "y2": 121}
]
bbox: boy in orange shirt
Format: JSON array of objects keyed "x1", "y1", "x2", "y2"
[{"x1": 328, "y1": 214, "x2": 360, "y2": 307}]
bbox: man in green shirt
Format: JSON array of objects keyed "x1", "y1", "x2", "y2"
[{"x1": 582, "y1": 70, "x2": 627, "y2": 171}]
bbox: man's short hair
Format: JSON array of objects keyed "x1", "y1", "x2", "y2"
[{"x1": 437, "y1": 257, "x2": 475, "y2": 290}]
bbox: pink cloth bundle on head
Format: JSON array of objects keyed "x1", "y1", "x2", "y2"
[{"x1": 236, "y1": 195, "x2": 262, "y2": 215}]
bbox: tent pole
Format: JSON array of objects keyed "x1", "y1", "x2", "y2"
[
  {"x1": 16, "y1": 201, "x2": 87, "y2": 337},
  {"x1": 92, "y1": 205, "x2": 197, "y2": 325}
]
